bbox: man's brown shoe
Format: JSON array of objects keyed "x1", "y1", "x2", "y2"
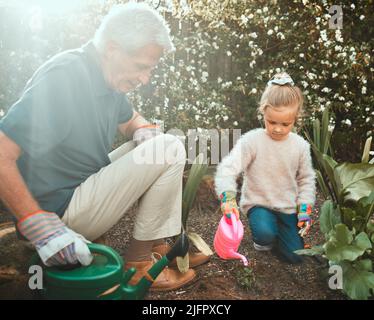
[
  {"x1": 124, "y1": 258, "x2": 196, "y2": 292},
  {"x1": 152, "y1": 243, "x2": 211, "y2": 268}
]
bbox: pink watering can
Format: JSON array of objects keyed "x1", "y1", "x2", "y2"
[{"x1": 214, "y1": 213, "x2": 248, "y2": 266}]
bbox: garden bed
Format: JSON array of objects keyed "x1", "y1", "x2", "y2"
[{"x1": 0, "y1": 178, "x2": 345, "y2": 300}]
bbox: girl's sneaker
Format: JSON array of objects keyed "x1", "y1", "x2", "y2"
[{"x1": 253, "y1": 242, "x2": 273, "y2": 251}]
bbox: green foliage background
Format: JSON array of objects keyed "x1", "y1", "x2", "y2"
[{"x1": 0, "y1": 0, "x2": 373, "y2": 161}]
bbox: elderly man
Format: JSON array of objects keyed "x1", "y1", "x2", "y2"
[{"x1": 0, "y1": 3, "x2": 202, "y2": 291}]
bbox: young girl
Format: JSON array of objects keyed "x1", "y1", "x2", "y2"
[{"x1": 215, "y1": 72, "x2": 315, "y2": 264}]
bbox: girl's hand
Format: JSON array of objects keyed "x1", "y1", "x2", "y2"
[
  {"x1": 297, "y1": 203, "x2": 313, "y2": 237},
  {"x1": 220, "y1": 191, "x2": 240, "y2": 220}
]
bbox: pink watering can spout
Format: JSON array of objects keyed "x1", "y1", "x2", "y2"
[
  {"x1": 214, "y1": 212, "x2": 249, "y2": 266},
  {"x1": 228, "y1": 249, "x2": 249, "y2": 266}
]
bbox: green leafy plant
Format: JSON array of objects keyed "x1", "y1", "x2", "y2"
[
  {"x1": 176, "y1": 153, "x2": 213, "y2": 272},
  {"x1": 299, "y1": 110, "x2": 374, "y2": 300},
  {"x1": 236, "y1": 266, "x2": 255, "y2": 291}
]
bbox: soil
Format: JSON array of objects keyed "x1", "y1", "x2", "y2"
[{"x1": 0, "y1": 176, "x2": 345, "y2": 300}]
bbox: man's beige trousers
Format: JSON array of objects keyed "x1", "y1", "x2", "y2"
[{"x1": 62, "y1": 134, "x2": 186, "y2": 241}]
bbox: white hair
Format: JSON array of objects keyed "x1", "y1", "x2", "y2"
[{"x1": 93, "y1": 2, "x2": 175, "y2": 55}]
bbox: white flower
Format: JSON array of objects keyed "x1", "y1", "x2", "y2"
[
  {"x1": 332, "y1": 72, "x2": 338, "y2": 78},
  {"x1": 276, "y1": 68, "x2": 281, "y2": 73},
  {"x1": 290, "y1": 59, "x2": 295, "y2": 63},
  {"x1": 320, "y1": 30, "x2": 327, "y2": 42},
  {"x1": 248, "y1": 14, "x2": 254, "y2": 19},
  {"x1": 267, "y1": 29, "x2": 274, "y2": 36},
  {"x1": 360, "y1": 15, "x2": 365, "y2": 20},
  {"x1": 338, "y1": 96, "x2": 345, "y2": 101},
  {"x1": 335, "y1": 30, "x2": 343, "y2": 43},
  {"x1": 362, "y1": 86, "x2": 367, "y2": 94},
  {"x1": 249, "y1": 32, "x2": 258, "y2": 39},
  {"x1": 212, "y1": 42, "x2": 219, "y2": 50},
  {"x1": 217, "y1": 77, "x2": 222, "y2": 84},
  {"x1": 233, "y1": 121, "x2": 238, "y2": 126},
  {"x1": 223, "y1": 115, "x2": 229, "y2": 121},
  {"x1": 202, "y1": 71, "x2": 209, "y2": 78},
  {"x1": 226, "y1": 51, "x2": 232, "y2": 56},
  {"x1": 195, "y1": 115, "x2": 200, "y2": 120},
  {"x1": 301, "y1": 81, "x2": 309, "y2": 88},
  {"x1": 335, "y1": 45, "x2": 342, "y2": 51},
  {"x1": 256, "y1": 9, "x2": 262, "y2": 14},
  {"x1": 277, "y1": 32, "x2": 285, "y2": 40},
  {"x1": 251, "y1": 88, "x2": 257, "y2": 94},
  {"x1": 307, "y1": 72, "x2": 317, "y2": 80},
  {"x1": 0, "y1": 109, "x2": 4, "y2": 117},
  {"x1": 222, "y1": 81, "x2": 232, "y2": 89},
  {"x1": 321, "y1": 87, "x2": 331, "y2": 93},
  {"x1": 343, "y1": 119, "x2": 352, "y2": 126},
  {"x1": 249, "y1": 60, "x2": 256, "y2": 68},
  {"x1": 299, "y1": 53, "x2": 305, "y2": 58},
  {"x1": 351, "y1": 4, "x2": 355, "y2": 9},
  {"x1": 263, "y1": 7, "x2": 268, "y2": 12},
  {"x1": 240, "y1": 15, "x2": 248, "y2": 25},
  {"x1": 170, "y1": 66, "x2": 175, "y2": 72}
]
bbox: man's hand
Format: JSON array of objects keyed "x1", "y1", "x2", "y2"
[
  {"x1": 219, "y1": 191, "x2": 240, "y2": 220},
  {"x1": 17, "y1": 211, "x2": 93, "y2": 267},
  {"x1": 133, "y1": 124, "x2": 163, "y2": 145},
  {"x1": 297, "y1": 204, "x2": 313, "y2": 237}
]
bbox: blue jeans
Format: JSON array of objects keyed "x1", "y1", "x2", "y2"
[{"x1": 247, "y1": 206, "x2": 304, "y2": 264}]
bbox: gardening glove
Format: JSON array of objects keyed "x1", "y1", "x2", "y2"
[
  {"x1": 297, "y1": 203, "x2": 313, "y2": 237},
  {"x1": 17, "y1": 210, "x2": 93, "y2": 267},
  {"x1": 133, "y1": 124, "x2": 163, "y2": 145},
  {"x1": 219, "y1": 191, "x2": 240, "y2": 220}
]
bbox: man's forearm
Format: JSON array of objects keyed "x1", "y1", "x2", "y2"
[{"x1": 0, "y1": 160, "x2": 41, "y2": 220}]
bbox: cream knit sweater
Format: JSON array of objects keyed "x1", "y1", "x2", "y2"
[{"x1": 215, "y1": 128, "x2": 316, "y2": 214}]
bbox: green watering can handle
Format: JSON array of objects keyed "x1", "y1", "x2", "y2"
[
  {"x1": 86, "y1": 243, "x2": 123, "y2": 268},
  {"x1": 30, "y1": 243, "x2": 123, "y2": 271}
]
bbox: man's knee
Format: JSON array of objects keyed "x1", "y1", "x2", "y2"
[{"x1": 160, "y1": 134, "x2": 186, "y2": 165}]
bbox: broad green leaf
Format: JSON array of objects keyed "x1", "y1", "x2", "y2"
[
  {"x1": 319, "y1": 200, "x2": 341, "y2": 235},
  {"x1": 367, "y1": 219, "x2": 374, "y2": 235},
  {"x1": 340, "y1": 206, "x2": 363, "y2": 231},
  {"x1": 340, "y1": 260, "x2": 374, "y2": 300},
  {"x1": 324, "y1": 224, "x2": 371, "y2": 262},
  {"x1": 295, "y1": 245, "x2": 324, "y2": 256},
  {"x1": 361, "y1": 136, "x2": 372, "y2": 163},
  {"x1": 188, "y1": 232, "x2": 213, "y2": 256},
  {"x1": 335, "y1": 163, "x2": 374, "y2": 204},
  {"x1": 176, "y1": 253, "x2": 189, "y2": 273}
]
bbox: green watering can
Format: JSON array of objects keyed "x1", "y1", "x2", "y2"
[{"x1": 30, "y1": 233, "x2": 189, "y2": 300}]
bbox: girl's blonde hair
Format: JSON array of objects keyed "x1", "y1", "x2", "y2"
[{"x1": 258, "y1": 72, "x2": 304, "y2": 118}]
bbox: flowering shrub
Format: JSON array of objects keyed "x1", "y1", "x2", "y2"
[{"x1": 0, "y1": 0, "x2": 372, "y2": 160}]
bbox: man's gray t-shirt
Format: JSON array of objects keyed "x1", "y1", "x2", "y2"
[{"x1": 0, "y1": 41, "x2": 133, "y2": 217}]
